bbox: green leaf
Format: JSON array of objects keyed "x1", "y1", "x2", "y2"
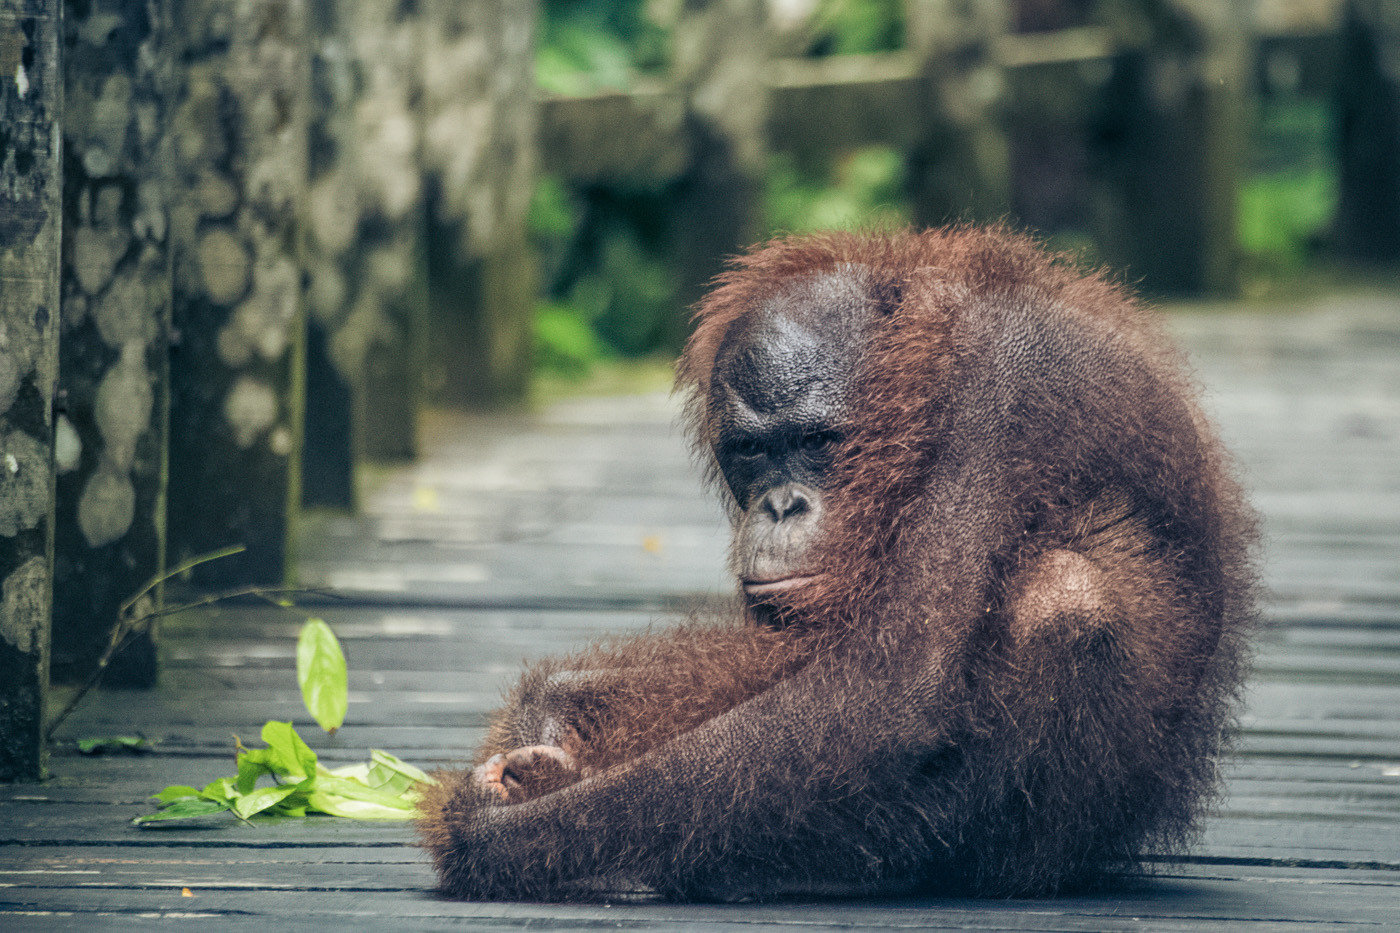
[
  {"x1": 133, "y1": 797, "x2": 232, "y2": 824},
  {"x1": 326, "y1": 762, "x2": 371, "y2": 783},
  {"x1": 310, "y1": 775, "x2": 417, "y2": 812},
  {"x1": 200, "y1": 777, "x2": 238, "y2": 802},
  {"x1": 151, "y1": 785, "x2": 202, "y2": 805},
  {"x1": 305, "y1": 790, "x2": 417, "y2": 820},
  {"x1": 231, "y1": 784, "x2": 301, "y2": 820},
  {"x1": 370, "y1": 749, "x2": 437, "y2": 789},
  {"x1": 236, "y1": 748, "x2": 275, "y2": 794},
  {"x1": 274, "y1": 801, "x2": 308, "y2": 818},
  {"x1": 78, "y1": 735, "x2": 150, "y2": 755},
  {"x1": 258, "y1": 721, "x2": 318, "y2": 780},
  {"x1": 297, "y1": 618, "x2": 348, "y2": 734}
]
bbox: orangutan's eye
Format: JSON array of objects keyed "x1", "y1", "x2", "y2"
[
  {"x1": 730, "y1": 437, "x2": 764, "y2": 459},
  {"x1": 800, "y1": 431, "x2": 840, "y2": 452}
]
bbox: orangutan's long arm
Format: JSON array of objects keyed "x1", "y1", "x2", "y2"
[{"x1": 419, "y1": 639, "x2": 961, "y2": 901}]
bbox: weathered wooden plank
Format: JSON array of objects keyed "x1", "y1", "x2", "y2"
[
  {"x1": 0, "y1": 799, "x2": 417, "y2": 845},
  {"x1": 537, "y1": 86, "x2": 689, "y2": 184},
  {"x1": 0, "y1": 853, "x2": 432, "y2": 896},
  {"x1": 765, "y1": 53, "x2": 922, "y2": 160},
  {"x1": 2, "y1": 874, "x2": 1399, "y2": 930}
]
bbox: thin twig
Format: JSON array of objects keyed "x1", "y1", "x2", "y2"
[
  {"x1": 45, "y1": 547, "x2": 341, "y2": 741},
  {"x1": 118, "y1": 544, "x2": 247, "y2": 618},
  {"x1": 143, "y1": 586, "x2": 346, "y2": 623}
]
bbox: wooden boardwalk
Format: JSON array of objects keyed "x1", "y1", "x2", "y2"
[{"x1": 4, "y1": 291, "x2": 1400, "y2": 930}]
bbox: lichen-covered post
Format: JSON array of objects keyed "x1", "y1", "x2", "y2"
[
  {"x1": 302, "y1": 0, "x2": 425, "y2": 509},
  {"x1": 904, "y1": 0, "x2": 1012, "y2": 225},
  {"x1": 1336, "y1": 0, "x2": 1400, "y2": 261},
  {"x1": 669, "y1": 0, "x2": 769, "y2": 343},
  {"x1": 349, "y1": 0, "x2": 425, "y2": 458},
  {"x1": 167, "y1": 0, "x2": 309, "y2": 586},
  {"x1": 420, "y1": 0, "x2": 536, "y2": 408},
  {"x1": 301, "y1": 0, "x2": 359, "y2": 508},
  {"x1": 0, "y1": 0, "x2": 60, "y2": 782},
  {"x1": 53, "y1": 0, "x2": 171, "y2": 686},
  {"x1": 1095, "y1": 0, "x2": 1251, "y2": 295}
]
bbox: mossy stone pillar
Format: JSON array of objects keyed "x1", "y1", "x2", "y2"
[
  {"x1": 301, "y1": 0, "x2": 360, "y2": 509},
  {"x1": 349, "y1": 0, "x2": 425, "y2": 460}
]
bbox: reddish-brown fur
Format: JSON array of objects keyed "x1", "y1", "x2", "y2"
[{"x1": 418, "y1": 227, "x2": 1257, "y2": 901}]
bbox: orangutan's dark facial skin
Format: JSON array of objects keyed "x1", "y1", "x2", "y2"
[
  {"x1": 417, "y1": 229, "x2": 1258, "y2": 903},
  {"x1": 709, "y1": 274, "x2": 868, "y2": 607}
]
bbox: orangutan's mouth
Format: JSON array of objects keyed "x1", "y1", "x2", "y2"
[{"x1": 742, "y1": 574, "x2": 820, "y2": 598}]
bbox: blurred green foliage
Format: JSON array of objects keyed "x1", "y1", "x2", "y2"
[
  {"x1": 765, "y1": 147, "x2": 909, "y2": 234},
  {"x1": 529, "y1": 175, "x2": 681, "y2": 378},
  {"x1": 801, "y1": 0, "x2": 905, "y2": 56},
  {"x1": 535, "y1": 0, "x2": 668, "y2": 95},
  {"x1": 530, "y1": 2, "x2": 910, "y2": 381},
  {"x1": 1238, "y1": 98, "x2": 1338, "y2": 287},
  {"x1": 530, "y1": 0, "x2": 1345, "y2": 382},
  {"x1": 529, "y1": 148, "x2": 910, "y2": 381},
  {"x1": 1239, "y1": 170, "x2": 1335, "y2": 270}
]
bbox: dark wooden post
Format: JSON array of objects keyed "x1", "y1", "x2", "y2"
[
  {"x1": 669, "y1": 0, "x2": 770, "y2": 343},
  {"x1": 420, "y1": 0, "x2": 537, "y2": 408},
  {"x1": 0, "y1": 0, "x2": 60, "y2": 782},
  {"x1": 904, "y1": 0, "x2": 1012, "y2": 225},
  {"x1": 167, "y1": 0, "x2": 309, "y2": 586},
  {"x1": 1095, "y1": 0, "x2": 1252, "y2": 295},
  {"x1": 52, "y1": 0, "x2": 172, "y2": 686},
  {"x1": 1336, "y1": 0, "x2": 1400, "y2": 262}
]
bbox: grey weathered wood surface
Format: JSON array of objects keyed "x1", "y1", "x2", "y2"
[{"x1": 4, "y1": 290, "x2": 1400, "y2": 928}]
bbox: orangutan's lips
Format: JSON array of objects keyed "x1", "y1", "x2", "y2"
[{"x1": 742, "y1": 575, "x2": 820, "y2": 598}]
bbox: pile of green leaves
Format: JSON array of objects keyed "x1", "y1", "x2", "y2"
[{"x1": 135, "y1": 618, "x2": 435, "y2": 825}]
